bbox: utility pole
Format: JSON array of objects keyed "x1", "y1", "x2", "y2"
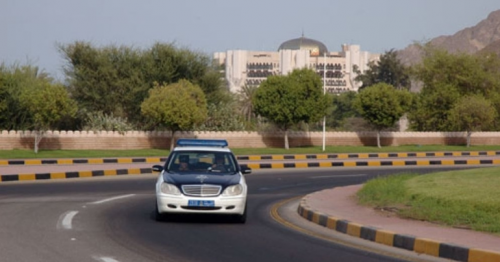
[{"x1": 322, "y1": 52, "x2": 326, "y2": 152}]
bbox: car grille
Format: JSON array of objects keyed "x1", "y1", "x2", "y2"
[
  {"x1": 182, "y1": 206, "x2": 222, "y2": 210},
  {"x1": 182, "y1": 185, "x2": 222, "y2": 197}
]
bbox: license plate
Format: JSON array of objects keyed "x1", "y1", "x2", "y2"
[{"x1": 188, "y1": 200, "x2": 215, "y2": 207}]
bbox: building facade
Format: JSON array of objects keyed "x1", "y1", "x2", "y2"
[{"x1": 213, "y1": 36, "x2": 380, "y2": 94}]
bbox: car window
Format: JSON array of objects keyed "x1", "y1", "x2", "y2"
[{"x1": 166, "y1": 151, "x2": 237, "y2": 174}]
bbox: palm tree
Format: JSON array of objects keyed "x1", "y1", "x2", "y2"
[{"x1": 237, "y1": 84, "x2": 258, "y2": 122}]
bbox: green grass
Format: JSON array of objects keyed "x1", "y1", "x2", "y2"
[
  {"x1": 3, "y1": 145, "x2": 500, "y2": 159},
  {"x1": 357, "y1": 167, "x2": 500, "y2": 234}
]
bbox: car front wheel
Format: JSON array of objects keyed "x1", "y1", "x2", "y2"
[
  {"x1": 234, "y1": 204, "x2": 247, "y2": 224},
  {"x1": 155, "y1": 202, "x2": 167, "y2": 222}
]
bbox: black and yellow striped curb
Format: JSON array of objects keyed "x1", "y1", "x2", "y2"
[
  {"x1": 3, "y1": 159, "x2": 500, "y2": 183},
  {"x1": 0, "y1": 168, "x2": 153, "y2": 183},
  {"x1": 237, "y1": 151, "x2": 500, "y2": 161},
  {"x1": 0, "y1": 157, "x2": 167, "y2": 166},
  {"x1": 297, "y1": 198, "x2": 500, "y2": 262},
  {"x1": 2, "y1": 150, "x2": 500, "y2": 166},
  {"x1": 244, "y1": 159, "x2": 500, "y2": 169}
]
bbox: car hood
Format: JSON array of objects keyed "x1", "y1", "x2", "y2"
[{"x1": 162, "y1": 172, "x2": 241, "y2": 187}]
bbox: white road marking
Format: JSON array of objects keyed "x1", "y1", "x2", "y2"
[
  {"x1": 90, "y1": 194, "x2": 136, "y2": 205},
  {"x1": 310, "y1": 174, "x2": 367, "y2": 179},
  {"x1": 58, "y1": 211, "x2": 79, "y2": 230},
  {"x1": 93, "y1": 256, "x2": 120, "y2": 262}
]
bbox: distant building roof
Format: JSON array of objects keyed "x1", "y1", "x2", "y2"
[{"x1": 278, "y1": 36, "x2": 328, "y2": 56}]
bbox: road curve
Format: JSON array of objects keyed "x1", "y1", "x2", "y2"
[{"x1": 0, "y1": 166, "x2": 467, "y2": 262}]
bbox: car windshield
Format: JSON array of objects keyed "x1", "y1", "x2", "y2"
[{"x1": 166, "y1": 151, "x2": 237, "y2": 174}]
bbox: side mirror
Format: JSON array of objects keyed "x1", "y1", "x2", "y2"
[
  {"x1": 240, "y1": 165, "x2": 252, "y2": 174},
  {"x1": 152, "y1": 165, "x2": 164, "y2": 172}
]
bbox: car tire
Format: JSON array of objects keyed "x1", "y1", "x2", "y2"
[
  {"x1": 155, "y1": 202, "x2": 167, "y2": 222},
  {"x1": 234, "y1": 204, "x2": 247, "y2": 224}
]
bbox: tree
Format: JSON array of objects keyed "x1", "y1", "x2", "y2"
[
  {"x1": 253, "y1": 68, "x2": 330, "y2": 149},
  {"x1": 196, "y1": 65, "x2": 231, "y2": 106},
  {"x1": 407, "y1": 83, "x2": 460, "y2": 131},
  {"x1": 486, "y1": 92, "x2": 500, "y2": 130},
  {"x1": 196, "y1": 102, "x2": 245, "y2": 131},
  {"x1": 144, "y1": 43, "x2": 226, "y2": 102},
  {"x1": 60, "y1": 42, "x2": 147, "y2": 125},
  {"x1": 237, "y1": 84, "x2": 258, "y2": 124},
  {"x1": 60, "y1": 41, "x2": 224, "y2": 128},
  {"x1": 354, "y1": 83, "x2": 410, "y2": 148},
  {"x1": 0, "y1": 79, "x2": 8, "y2": 124},
  {"x1": 141, "y1": 80, "x2": 207, "y2": 149},
  {"x1": 19, "y1": 83, "x2": 77, "y2": 153},
  {"x1": 0, "y1": 64, "x2": 52, "y2": 130},
  {"x1": 409, "y1": 46, "x2": 500, "y2": 131},
  {"x1": 448, "y1": 95, "x2": 497, "y2": 147},
  {"x1": 355, "y1": 49, "x2": 411, "y2": 91},
  {"x1": 329, "y1": 91, "x2": 359, "y2": 129},
  {"x1": 414, "y1": 46, "x2": 500, "y2": 98}
]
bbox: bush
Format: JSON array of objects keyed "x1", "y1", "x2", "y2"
[{"x1": 83, "y1": 111, "x2": 134, "y2": 134}]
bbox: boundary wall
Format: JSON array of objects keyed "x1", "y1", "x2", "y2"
[{"x1": 1, "y1": 130, "x2": 500, "y2": 150}]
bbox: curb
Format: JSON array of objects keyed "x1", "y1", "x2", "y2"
[
  {"x1": 0, "y1": 168, "x2": 153, "y2": 183},
  {"x1": 238, "y1": 150, "x2": 500, "y2": 161},
  {"x1": 244, "y1": 159, "x2": 500, "y2": 169},
  {"x1": 1, "y1": 150, "x2": 499, "y2": 166},
  {"x1": 3, "y1": 159, "x2": 500, "y2": 183},
  {"x1": 297, "y1": 197, "x2": 500, "y2": 262},
  {"x1": 0, "y1": 157, "x2": 167, "y2": 166}
]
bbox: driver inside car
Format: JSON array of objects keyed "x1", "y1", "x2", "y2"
[
  {"x1": 178, "y1": 155, "x2": 190, "y2": 171},
  {"x1": 211, "y1": 154, "x2": 227, "y2": 172}
]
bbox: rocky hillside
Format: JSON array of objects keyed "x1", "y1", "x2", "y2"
[
  {"x1": 398, "y1": 9, "x2": 500, "y2": 65},
  {"x1": 478, "y1": 39, "x2": 500, "y2": 56}
]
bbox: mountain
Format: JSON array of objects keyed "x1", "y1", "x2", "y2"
[
  {"x1": 397, "y1": 9, "x2": 500, "y2": 65},
  {"x1": 477, "y1": 39, "x2": 500, "y2": 56}
]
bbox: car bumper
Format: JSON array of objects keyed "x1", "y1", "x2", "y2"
[{"x1": 156, "y1": 194, "x2": 247, "y2": 215}]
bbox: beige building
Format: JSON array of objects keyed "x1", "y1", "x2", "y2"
[{"x1": 213, "y1": 36, "x2": 380, "y2": 93}]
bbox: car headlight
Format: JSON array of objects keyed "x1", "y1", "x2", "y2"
[
  {"x1": 160, "y1": 183, "x2": 181, "y2": 195},
  {"x1": 222, "y1": 184, "x2": 243, "y2": 196}
]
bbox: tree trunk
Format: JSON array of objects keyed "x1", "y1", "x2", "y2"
[
  {"x1": 466, "y1": 131, "x2": 471, "y2": 147},
  {"x1": 33, "y1": 130, "x2": 45, "y2": 154},
  {"x1": 34, "y1": 138, "x2": 39, "y2": 154},
  {"x1": 284, "y1": 129, "x2": 289, "y2": 150},
  {"x1": 170, "y1": 130, "x2": 177, "y2": 151},
  {"x1": 377, "y1": 130, "x2": 381, "y2": 148}
]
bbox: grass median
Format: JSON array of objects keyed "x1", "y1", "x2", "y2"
[
  {"x1": 356, "y1": 167, "x2": 500, "y2": 235},
  {"x1": 3, "y1": 145, "x2": 500, "y2": 159}
]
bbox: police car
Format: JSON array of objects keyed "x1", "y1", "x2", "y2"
[{"x1": 152, "y1": 139, "x2": 251, "y2": 223}]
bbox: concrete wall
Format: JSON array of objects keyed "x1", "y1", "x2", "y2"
[{"x1": 1, "y1": 130, "x2": 500, "y2": 150}]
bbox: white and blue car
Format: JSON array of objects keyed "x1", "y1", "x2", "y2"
[{"x1": 153, "y1": 139, "x2": 251, "y2": 223}]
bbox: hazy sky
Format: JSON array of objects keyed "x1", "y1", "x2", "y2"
[{"x1": 2, "y1": 0, "x2": 500, "y2": 79}]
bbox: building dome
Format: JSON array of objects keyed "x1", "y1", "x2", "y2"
[{"x1": 278, "y1": 36, "x2": 328, "y2": 56}]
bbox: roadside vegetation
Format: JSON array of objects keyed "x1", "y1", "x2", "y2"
[
  {"x1": 357, "y1": 167, "x2": 500, "y2": 235},
  {"x1": 3, "y1": 41, "x2": 500, "y2": 154}
]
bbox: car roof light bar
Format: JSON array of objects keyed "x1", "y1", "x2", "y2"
[{"x1": 176, "y1": 139, "x2": 228, "y2": 148}]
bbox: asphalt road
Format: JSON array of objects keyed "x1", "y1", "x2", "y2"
[{"x1": 0, "y1": 165, "x2": 471, "y2": 262}]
